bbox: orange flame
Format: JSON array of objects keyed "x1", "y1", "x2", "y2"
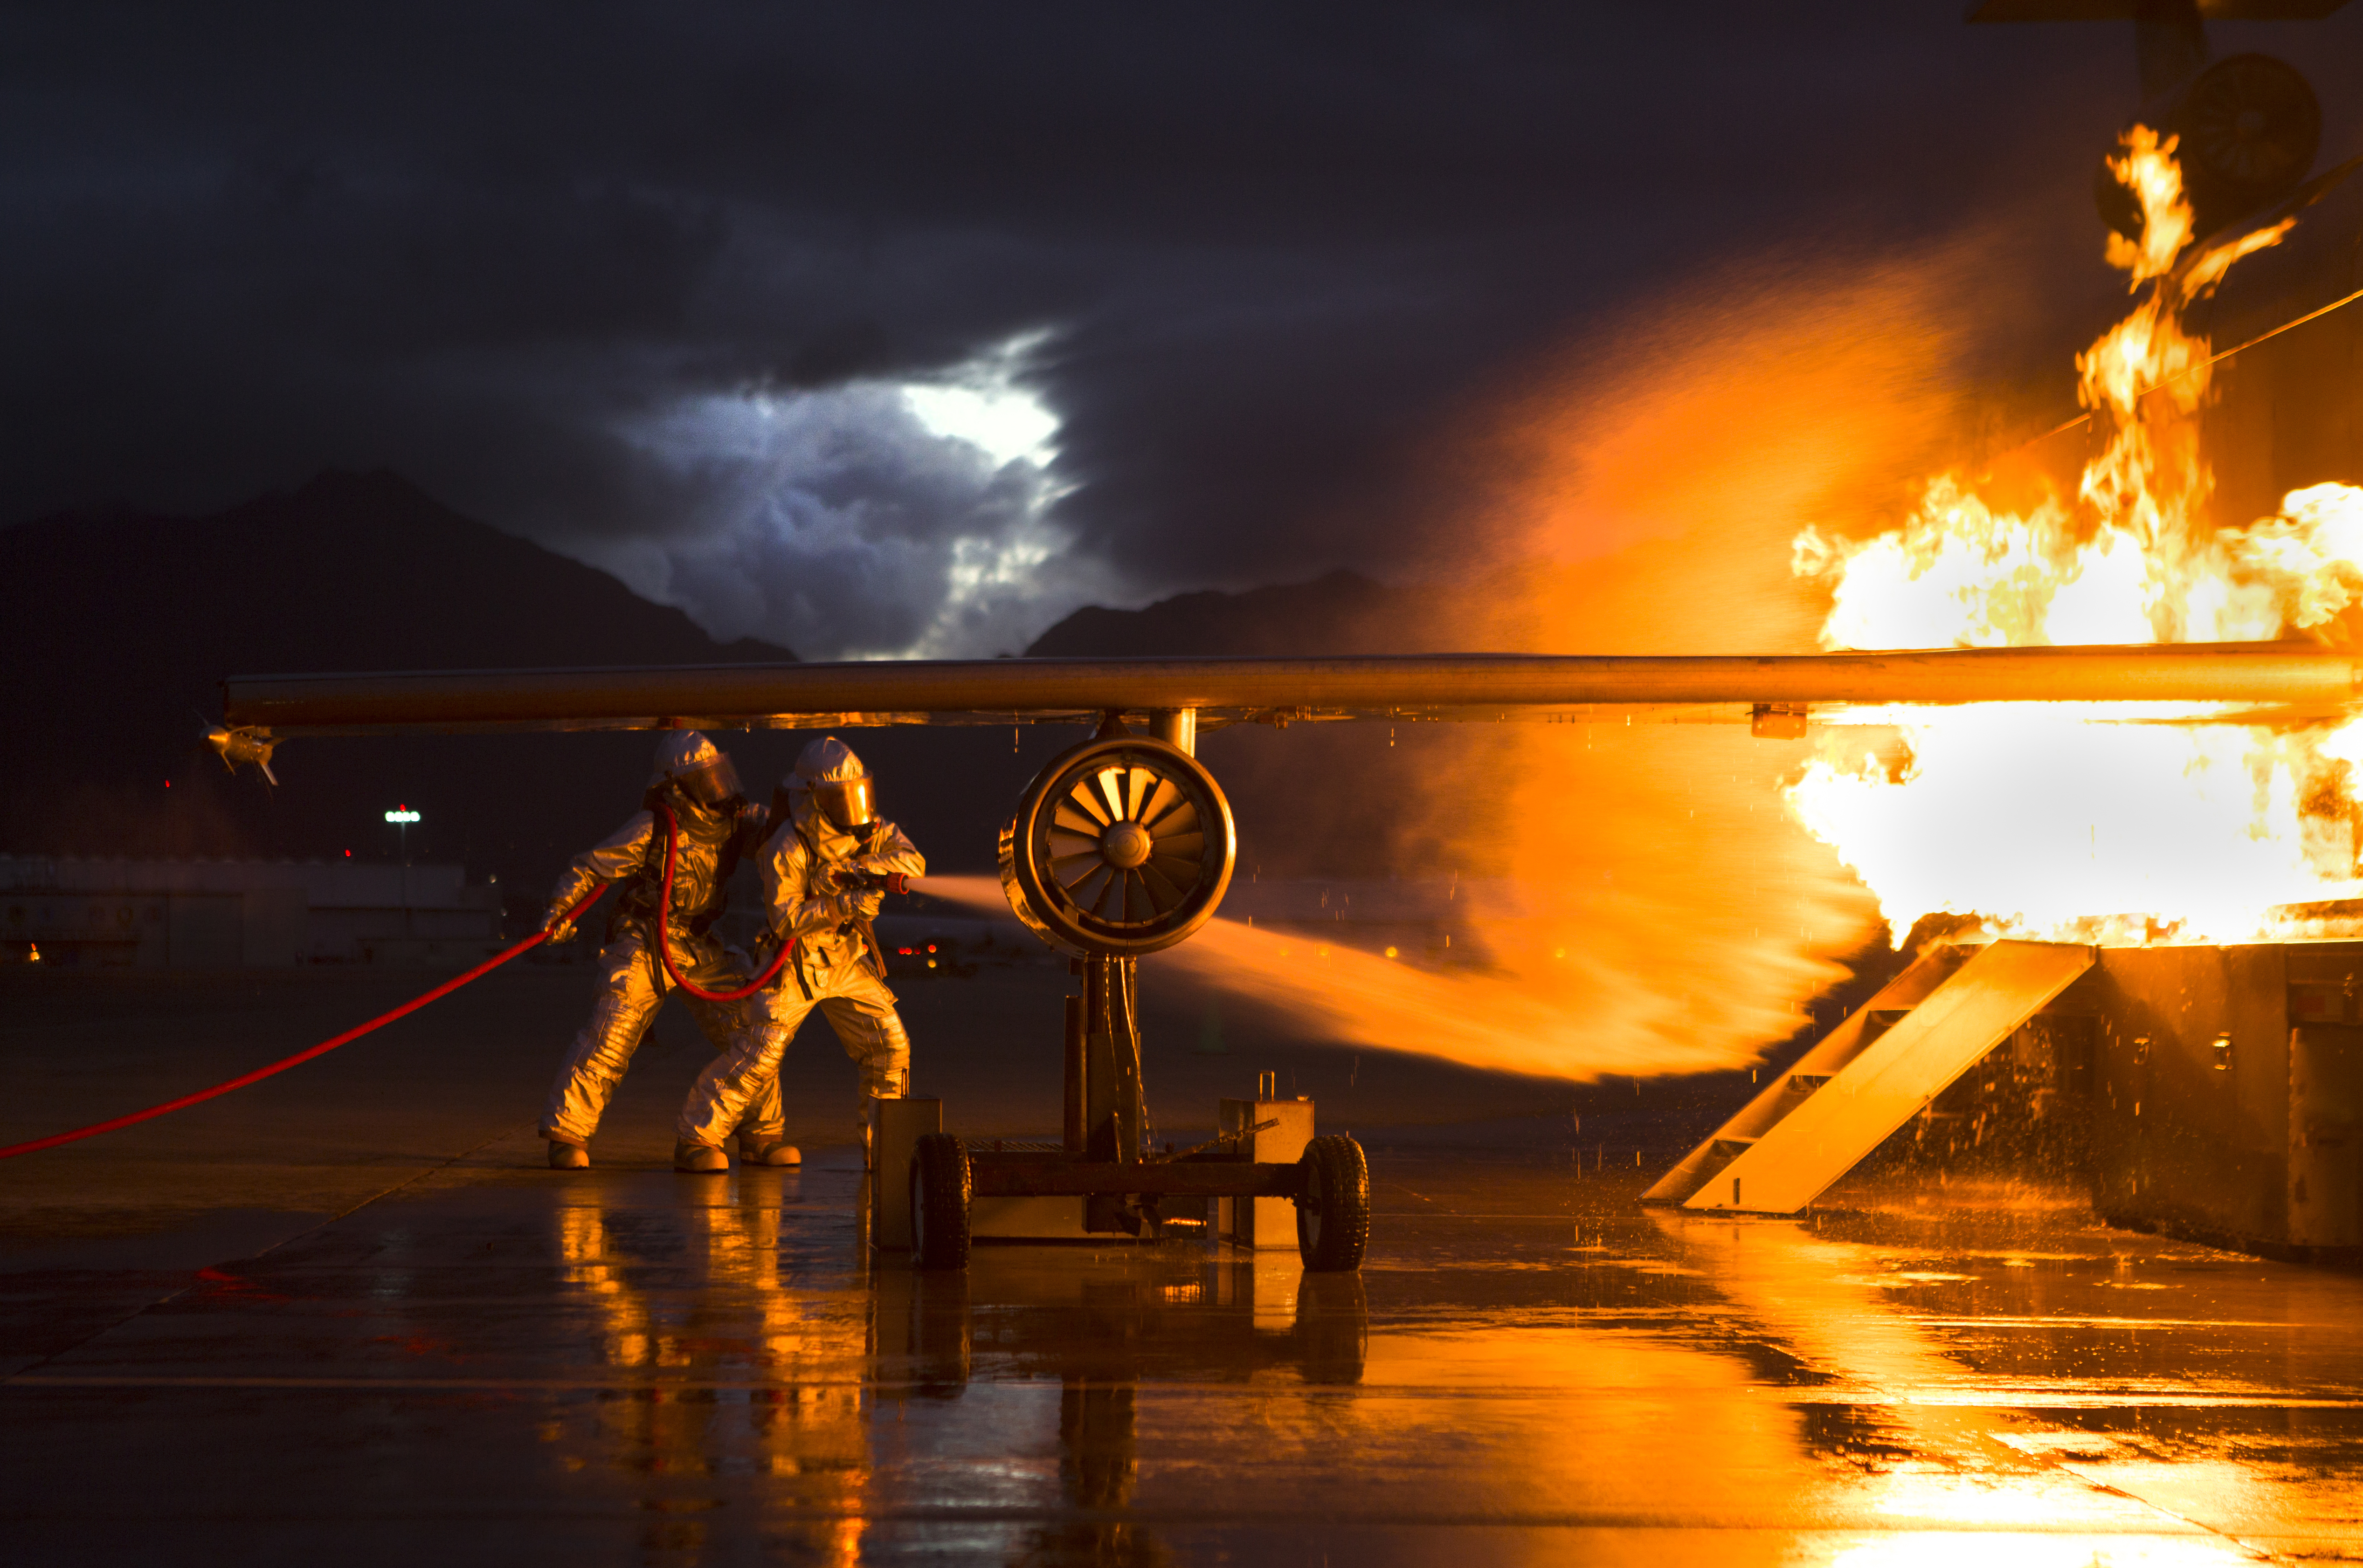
[
  {"x1": 1789, "y1": 128, "x2": 2358, "y2": 948},
  {"x1": 2102, "y1": 125, "x2": 2193, "y2": 285}
]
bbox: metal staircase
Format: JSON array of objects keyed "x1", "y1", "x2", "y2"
[{"x1": 1646, "y1": 940, "x2": 2096, "y2": 1215}]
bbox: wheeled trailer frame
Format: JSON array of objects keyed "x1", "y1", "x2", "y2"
[{"x1": 885, "y1": 952, "x2": 1370, "y2": 1274}]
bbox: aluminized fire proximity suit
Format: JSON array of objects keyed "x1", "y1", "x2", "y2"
[
  {"x1": 677, "y1": 739, "x2": 924, "y2": 1155},
  {"x1": 540, "y1": 736, "x2": 785, "y2": 1164}
]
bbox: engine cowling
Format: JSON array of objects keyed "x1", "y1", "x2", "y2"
[{"x1": 999, "y1": 734, "x2": 1237, "y2": 958}]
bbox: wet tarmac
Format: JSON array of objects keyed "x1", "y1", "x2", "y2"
[{"x1": 6, "y1": 969, "x2": 2363, "y2": 1563}]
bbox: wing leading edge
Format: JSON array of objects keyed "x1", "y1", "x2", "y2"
[{"x1": 219, "y1": 646, "x2": 2363, "y2": 736}]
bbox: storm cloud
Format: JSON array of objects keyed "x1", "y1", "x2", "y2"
[{"x1": 5, "y1": 3, "x2": 2356, "y2": 655}]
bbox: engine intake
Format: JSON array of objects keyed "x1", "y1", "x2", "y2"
[{"x1": 999, "y1": 734, "x2": 1237, "y2": 957}]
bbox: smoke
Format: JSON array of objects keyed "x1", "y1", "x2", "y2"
[
  {"x1": 979, "y1": 247, "x2": 1997, "y2": 1082},
  {"x1": 921, "y1": 241, "x2": 2084, "y2": 1083},
  {"x1": 1347, "y1": 250, "x2": 1986, "y2": 1079},
  {"x1": 1370, "y1": 253, "x2": 1994, "y2": 1079}
]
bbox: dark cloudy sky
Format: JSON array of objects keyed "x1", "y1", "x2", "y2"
[{"x1": 7, "y1": 3, "x2": 2360, "y2": 658}]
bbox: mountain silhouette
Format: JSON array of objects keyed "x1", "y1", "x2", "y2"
[
  {"x1": 6, "y1": 471, "x2": 1464, "y2": 906},
  {"x1": 2, "y1": 470, "x2": 800, "y2": 896},
  {"x1": 1025, "y1": 570, "x2": 1421, "y2": 658}
]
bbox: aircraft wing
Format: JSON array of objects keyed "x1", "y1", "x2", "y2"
[{"x1": 219, "y1": 644, "x2": 2363, "y2": 736}]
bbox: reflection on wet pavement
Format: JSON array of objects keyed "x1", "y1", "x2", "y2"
[{"x1": 7, "y1": 1150, "x2": 2362, "y2": 1564}]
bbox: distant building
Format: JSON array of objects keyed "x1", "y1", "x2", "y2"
[{"x1": 0, "y1": 856, "x2": 503, "y2": 968}]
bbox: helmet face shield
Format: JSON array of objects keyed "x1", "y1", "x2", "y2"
[
  {"x1": 813, "y1": 774, "x2": 876, "y2": 832},
  {"x1": 674, "y1": 753, "x2": 743, "y2": 806}
]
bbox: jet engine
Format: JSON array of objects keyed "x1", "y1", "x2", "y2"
[{"x1": 998, "y1": 731, "x2": 1237, "y2": 958}]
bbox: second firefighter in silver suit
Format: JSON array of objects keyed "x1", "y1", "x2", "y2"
[
  {"x1": 539, "y1": 732, "x2": 793, "y2": 1171},
  {"x1": 676, "y1": 737, "x2": 923, "y2": 1170}
]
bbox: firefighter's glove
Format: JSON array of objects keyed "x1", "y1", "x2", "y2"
[{"x1": 543, "y1": 910, "x2": 578, "y2": 945}]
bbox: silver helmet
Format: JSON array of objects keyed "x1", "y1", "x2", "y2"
[
  {"x1": 650, "y1": 731, "x2": 743, "y2": 807},
  {"x1": 793, "y1": 736, "x2": 876, "y2": 832}
]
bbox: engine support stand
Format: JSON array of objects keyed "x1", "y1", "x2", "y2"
[{"x1": 1079, "y1": 954, "x2": 1150, "y2": 1231}]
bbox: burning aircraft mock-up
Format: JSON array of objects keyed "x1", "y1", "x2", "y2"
[
  {"x1": 206, "y1": 638, "x2": 2363, "y2": 1271},
  {"x1": 195, "y1": 0, "x2": 2363, "y2": 1273}
]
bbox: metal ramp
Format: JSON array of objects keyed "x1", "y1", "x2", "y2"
[{"x1": 1646, "y1": 940, "x2": 2095, "y2": 1215}]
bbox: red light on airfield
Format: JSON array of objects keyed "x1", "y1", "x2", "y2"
[{"x1": 898, "y1": 947, "x2": 913, "y2": 956}]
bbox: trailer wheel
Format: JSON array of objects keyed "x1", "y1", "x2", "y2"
[
  {"x1": 1295, "y1": 1135, "x2": 1369, "y2": 1272},
  {"x1": 911, "y1": 1133, "x2": 972, "y2": 1271}
]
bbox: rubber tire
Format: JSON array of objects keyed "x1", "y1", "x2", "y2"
[
  {"x1": 911, "y1": 1133, "x2": 973, "y2": 1271},
  {"x1": 1295, "y1": 1135, "x2": 1370, "y2": 1272}
]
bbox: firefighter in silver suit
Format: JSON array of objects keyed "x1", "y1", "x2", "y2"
[
  {"x1": 539, "y1": 732, "x2": 794, "y2": 1171},
  {"x1": 675, "y1": 736, "x2": 924, "y2": 1172}
]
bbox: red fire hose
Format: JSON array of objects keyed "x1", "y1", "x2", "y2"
[
  {"x1": 0, "y1": 805, "x2": 891, "y2": 1160},
  {"x1": 650, "y1": 806, "x2": 799, "y2": 1003},
  {"x1": 0, "y1": 883, "x2": 610, "y2": 1161}
]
